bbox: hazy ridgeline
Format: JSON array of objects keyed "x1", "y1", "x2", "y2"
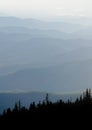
[{"x1": 0, "y1": 17, "x2": 92, "y2": 93}]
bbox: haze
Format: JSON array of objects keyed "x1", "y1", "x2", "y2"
[
  {"x1": 0, "y1": 0, "x2": 92, "y2": 18},
  {"x1": 0, "y1": 1, "x2": 92, "y2": 93}
]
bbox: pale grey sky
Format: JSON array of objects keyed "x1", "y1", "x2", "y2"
[{"x1": 0, "y1": 0, "x2": 92, "y2": 18}]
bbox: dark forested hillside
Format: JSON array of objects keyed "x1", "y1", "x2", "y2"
[{"x1": 0, "y1": 88, "x2": 92, "y2": 129}]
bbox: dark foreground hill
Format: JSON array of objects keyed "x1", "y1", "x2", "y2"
[{"x1": 0, "y1": 89, "x2": 92, "y2": 129}]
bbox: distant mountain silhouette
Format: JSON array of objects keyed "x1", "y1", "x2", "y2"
[
  {"x1": 1, "y1": 17, "x2": 92, "y2": 93},
  {"x1": 0, "y1": 16, "x2": 85, "y2": 32},
  {"x1": 1, "y1": 58, "x2": 92, "y2": 93}
]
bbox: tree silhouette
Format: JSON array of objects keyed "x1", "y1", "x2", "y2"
[
  {"x1": 45, "y1": 93, "x2": 49, "y2": 104},
  {"x1": 0, "y1": 88, "x2": 92, "y2": 129}
]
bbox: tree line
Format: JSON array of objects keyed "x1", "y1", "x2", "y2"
[{"x1": 0, "y1": 88, "x2": 92, "y2": 129}]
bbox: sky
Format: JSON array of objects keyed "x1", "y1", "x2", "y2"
[{"x1": 0, "y1": 0, "x2": 92, "y2": 18}]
